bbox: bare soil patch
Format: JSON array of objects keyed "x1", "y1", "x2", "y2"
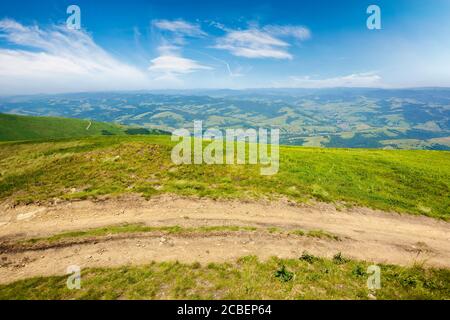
[{"x1": 0, "y1": 195, "x2": 449, "y2": 284}]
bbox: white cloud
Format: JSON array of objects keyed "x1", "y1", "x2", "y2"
[
  {"x1": 150, "y1": 20, "x2": 212, "y2": 82},
  {"x1": 149, "y1": 54, "x2": 212, "y2": 75},
  {"x1": 213, "y1": 25, "x2": 311, "y2": 59},
  {"x1": 263, "y1": 25, "x2": 311, "y2": 41},
  {"x1": 274, "y1": 72, "x2": 383, "y2": 88},
  {"x1": 148, "y1": 43, "x2": 212, "y2": 81},
  {"x1": 214, "y1": 29, "x2": 290, "y2": 59},
  {"x1": 206, "y1": 20, "x2": 228, "y2": 32},
  {"x1": 0, "y1": 19, "x2": 150, "y2": 94},
  {"x1": 152, "y1": 19, "x2": 206, "y2": 38}
]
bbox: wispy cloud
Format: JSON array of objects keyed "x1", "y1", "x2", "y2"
[
  {"x1": 214, "y1": 29, "x2": 290, "y2": 59},
  {"x1": 0, "y1": 19, "x2": 150, "y2": 94},
  {"x1": 262, "y1": 25, "x2": 311, "y2": 41},
  {"x1": 150, "y1": 20, "x2": 212, "y2": 81},
  {"x1": 274, "y1": 72, "x2": 383, "y2": 88},
  {"x1": 213, "y1": 24, "x2": 311, "y2": 59},
  {"x1": 152, "y1": 19, "x2": 206, "y2": 38},
  {"x1": 149, "y1": 53, "x2": 212, "y2": 78}
]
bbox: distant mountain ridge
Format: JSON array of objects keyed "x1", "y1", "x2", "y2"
[{"x1": 0, "y1": 88, "x2": 449, "y2": 149}]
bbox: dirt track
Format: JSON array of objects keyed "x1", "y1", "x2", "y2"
[{"x1": 0, "y1": 195, "x2": 449, "y2": 284}]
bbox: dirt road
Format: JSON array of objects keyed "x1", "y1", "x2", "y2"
[{"x1": 0, "y1": 195, "x2": 449, "y2": 284}]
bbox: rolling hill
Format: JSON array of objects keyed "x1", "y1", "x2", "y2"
[{"x1": 0, "y1": 113, "x2": 168, "y2": 141}]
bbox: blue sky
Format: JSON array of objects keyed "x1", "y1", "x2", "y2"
[{"x1": 0, "y1": 0, "x2": 450, "y2": 94}]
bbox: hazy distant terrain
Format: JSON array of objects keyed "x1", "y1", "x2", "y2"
[{"x1": 1, "y1": 88, "x2": 449, "y2": 149}]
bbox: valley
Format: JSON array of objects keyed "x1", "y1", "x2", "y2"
[{"x1": 1, "y1": 88, "x2": 449, "y2": 149}]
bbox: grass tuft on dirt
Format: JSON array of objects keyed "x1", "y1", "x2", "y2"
[{"x1": 18, "y1": 224, "x2": 337, "y2": 246}]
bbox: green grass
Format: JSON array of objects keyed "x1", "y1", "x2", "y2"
[
  {"x1": 288, "y1": 229, "x2": 341, "y2": 241},
  {"x1": 0, "y1": 113, "x2": 168, "y2": 142},
  {"x1": 21, "y1": 224, "x2": 260, "y2": 245},
  {"x1": 18, "y1": 224, "x2": 337, "y2": 247},
  {"x1": 306, "y1": 230, "x2": 341, "y2": 241},
  {"x1": 0, "y1": 113, "x2": 129, "y2": 141},
  {"x1": 0, "y1": 134, "x2": 448, "y2": 219},
  {"x1": 1, "y1": 255, "x2": 448, "y2": 300}
]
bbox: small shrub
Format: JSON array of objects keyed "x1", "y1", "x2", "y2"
[
  {"x1": 352, "y1": 265, "x2": 367, "y2": 277},
  {"x1": 274, "y1": 265, "x2": 294, "y2": 282},
  {"x1": 299, "y1": 251, "x2": 317, "y2": 264},
  {"x1": 333, "y1": 252, "x2": 349, "y2": 265},
  {"x1": 399, "y1": 274, "x2": 420, "y2": 288}
]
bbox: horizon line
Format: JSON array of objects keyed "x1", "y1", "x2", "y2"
[{"x1": 2, "y1": 86, "x2": 450, "y2": 98}]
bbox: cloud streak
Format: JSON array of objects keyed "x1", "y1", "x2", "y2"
[
  {"x1": 0, "y1": 19, "x2": 150, "y2": 94},
  {"x1": 148, "y1": 53, "x2": 212, "y2": 80},
  {"x1": 274, "y1": 72, "x2": 383, "y2": 88},
  {"x1": 263, "y1": 25, "x2": 311, "y2": 41},
  {"x1": 213, "y1": 25, "x2": 311, "y2": 59},
  {"x1": 152, "y1": 19, "x2": 207, "y2": 38}
]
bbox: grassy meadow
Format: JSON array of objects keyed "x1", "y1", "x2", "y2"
[
  {"x1": 0, "y1": 135, "x2": 448, "y2": 219},
  {"x1": 0, "y1": 113, "x2": 129, "y2": 141}
]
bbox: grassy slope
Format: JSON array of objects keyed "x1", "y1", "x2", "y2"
[
  {"x1": 0, "y1": 113, "x2": 126, "y2": 141},
  {"x1": 1, "y1": 255, "x2": 448, "y2": 300},
  {"x1": 0, "y1": 135, "x2": 448, "y2": 219}
]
